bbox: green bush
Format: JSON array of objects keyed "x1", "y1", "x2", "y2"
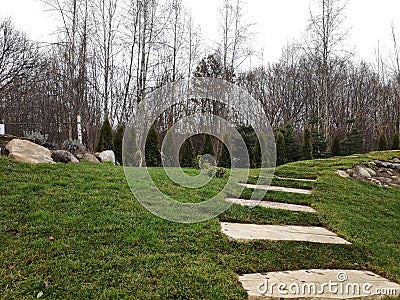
[
  {"x1": 179, "y1": 136, "x2": 195, "y2": 168},
  {"x1": 208, "y1": 167, "x2": 228, "y2": 178},
  {"x1": 276, "y1": 132, "x2": 286, "y2": 166},
  {"x1": 63, "y1": 139, "x2": 85, "y2": 154},
  {"x1": 145, "y1": 126, "x2": 161, "y2": 167},
  {"x1": 377, "y1": 130, "x2": 389, "y2": 151},
  {"x1": 113, "y1": 124, "x2": 125, "y2": 165},
  {"x1": 95, "y1": 116, "x2": 113, "y2": 152},
  {"x1": 391, "y1": 131, "x2": 400, "y2": 150},
  {"x1": 301, "y1": 126, "x2": 313, "y2": 160},
  {"x1": 331, "y1": 135, "x2": 341, "y2": 157}
]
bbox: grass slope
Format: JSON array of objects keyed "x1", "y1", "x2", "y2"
[{"x1": 0, "y1": 151, "x2": 399, "y2": 299}]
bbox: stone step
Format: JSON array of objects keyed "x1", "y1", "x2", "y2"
[
  {"x1": 239, "y1": 269, "x2": 400, "y2": 299},
  {"x1": 225, "y1": 198, "x2": 317, "y2": 213},
  {"x1": 275, "y1": 176, "x2": 317, "y2": 182},
  {"x1": 239, "y1": 183, "x2": 313, "y2": 195},
  {"x1": 221, "y1": 223, "x2": 350, "y2": 244}
]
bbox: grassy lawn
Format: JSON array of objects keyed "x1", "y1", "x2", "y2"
[{"x1": 1, "y1": 151, "x2": 399, "y2": 299}]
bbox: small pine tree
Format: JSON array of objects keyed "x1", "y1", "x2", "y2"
[
  {"x1": 179, "y1": 136, "x2": 195, "y2": 168},
  {"x1": 95, "y1": 116, "x2": 114, "y2": 152},
  {"x1": 276, "y1": 131, "x2": 286, "y2": 166},
  {"x1": 145, "y1": 125, "x2": 161, "y2": 167},
  {"x1": 235, "y1": 124, "x2": 256, "y2": 164},
  {"x1": 340, "y1": 128, "x2": 364, "y2": 156},
  {"x1": 252, "y1": 137, "x2": 262, "y2": 168},
  {"x1": 162, "y1": 131, "x2": 176, "y2": 166},
  {"x1": 278, "y1": 124, "x2": 300, "y2": 162},
  {"x1": 311, "y1": 129, "x2": 328, "y2": 158},
  {"x1": 331, "y1": 135, "x2": 341, "y2": 157},
  {"x1": 113, "y1": 124, "x2": 125, "y2": 165},
  {"x1": 218, "y1": 138, "x2": 231, "y2": 168},
  {"x1": 200, "y1": 134, "x2": 214, "y2": 157},
  {"x1": 123, "y1": 126, "x2": 138, "y2": 166},
  {"x1": 377, "y1": 130, "x2": 389, "y2": 151},
  {"x1": 391, "y1": 131, "x2": 400, "y2": 150},
  {"x1": 301, "y1": 126, "x2": 313, "y2": 160}
]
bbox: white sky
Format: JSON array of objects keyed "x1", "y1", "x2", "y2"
[{"x1": 1, "y1": 0, "x2": 400, "y2": 65}]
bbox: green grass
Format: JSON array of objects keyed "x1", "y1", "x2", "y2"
[{"x1": 1, "y1": 151, "x2": 400, "y2": 299}]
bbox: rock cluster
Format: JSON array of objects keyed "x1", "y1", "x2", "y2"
[
  {"x1": 336, "y1": 158, "x2": 400, "y2": 187},
  {"x1": 1, "y1": 135, "x2": 115, "y2": 165}
]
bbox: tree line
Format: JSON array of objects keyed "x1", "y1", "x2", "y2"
[{"x1": 1, "y1": 0, "x2": 400, "y2": 163}]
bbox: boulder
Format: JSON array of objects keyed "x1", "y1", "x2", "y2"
[
  {"x1": 382, "y1": 162, "x2": 394, "y2": 168},
  {"x1": 365, "y1": 167, "x2": 377, "y2": 177},
  {"x1": 98, "y1": 150, "x2": 115, "y2": 164},
  {"x1": 357, "y1": 166, "x2": 371, "y2": 178},
  {"x1": 51, "y1": 150, "x2": 79, "y2": 163},
  {"x1": 6, "y1": 139, "x2": 55, "y2": 164},
  {"x1": 335, "y1": 170, "x2": 350, "y2": 178},
  {"x1": 82, "y1": 153, "x2": 100, "y2": 163}
]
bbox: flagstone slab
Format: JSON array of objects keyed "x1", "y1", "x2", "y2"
[
  {"x1": 221, "y1": 223, "x2": 350, "y2": 244},
  {"x1": 225, "y1": 198, "x2": 317, "y2": 213},
  {"x1": 275, "y1": 176, "x2": 317, "y2": 182},
  {"x1": 239, "y1": 269, "x2": 400, "y2": 299},
  {"x1": 239, "y1": 183, "x2": 313, "y2": 195}
]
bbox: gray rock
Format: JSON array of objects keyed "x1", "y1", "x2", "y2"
[
  {"x1": 382, "y1": 162, "x2": 394, "y2": 168},
  {"x1": 390, "y1": 158, "x2": 400, "y2": 163},
  {"x1": 98, "y1": 150, "x2": 115, "y2": 164},
  {"x1": 346, "y1": 169, "x2": 354, "y2": 177},
  {"x1": 82, "y1": 153, "x2": 100, "y2": 163},
  {"x1": 369, "y1": 178, "x2": 382, "y2": 186},
  {"x1": 378, "y1": 177, "x2": 393, "y2": 184},
  {"x1": 386, "y1": 170, "x2": 394, "y2": 176},
  {"x1": 52, "y1": 150, "x2": 79, "y2": 163},
  {"x1": 365, "y1": 167, "x2": 377, "y2": 177},
  {"x1": 357, "y1": 166, "x2": 371, "y2": 178},
  {"x1": 6, "y1": 139, "x2": 54, "y2": 164},
  {"x1": 373, "y1": 160, "x2": 384, "y2": 167},
  {"x1": 336, "y1": 170, "x2": 350, "y2": 178}
]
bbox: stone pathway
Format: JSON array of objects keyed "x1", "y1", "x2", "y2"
[
  {"x1": 225, "y1": 198, "x2": 316, "y2": 213},
  {"x1": 239, "y1": 270, "x2": 400, "y2": 299},
  {"x1": 221, "y1": 223, "x2": 351, "y2": 244},
  {"x1": 228, "y1": 178, "x2": 399, "y2": 299},
  {"x1": 239, "y1": 183, "x2": 312, "y2": 195}
]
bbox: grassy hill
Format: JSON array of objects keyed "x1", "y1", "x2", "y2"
[{"x1": 1, "y1": 151, "x2": 399, "y2": 299}]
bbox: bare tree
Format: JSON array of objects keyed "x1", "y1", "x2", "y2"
[
  {"x1": 217, "y1": 0, "x2": 254, "y2": 74},
  {"x1": 306, "y1": 0, "x2": 350, "y2": 138},
  {"x1": 0, "y1": 18, "x2": 39, "y2": 93}
]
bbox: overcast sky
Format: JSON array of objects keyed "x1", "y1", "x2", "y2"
[{"x1": 1, "y1": 0, "x2": 400, "y2": 65}]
